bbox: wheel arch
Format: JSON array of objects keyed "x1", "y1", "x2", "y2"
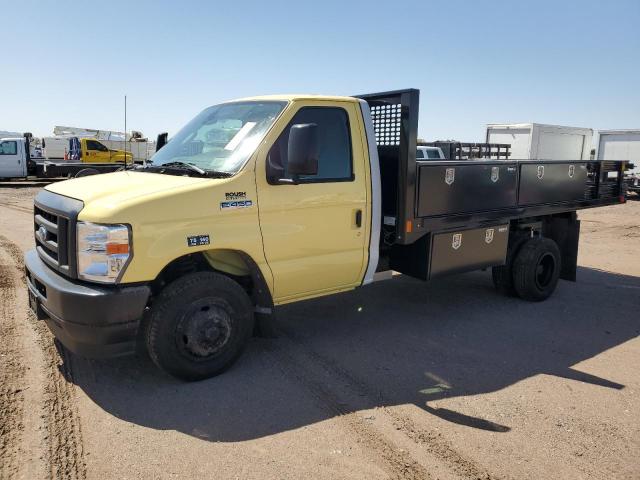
[{"x1": 150, "y1": 249, "x2": 274, "y2": 312}]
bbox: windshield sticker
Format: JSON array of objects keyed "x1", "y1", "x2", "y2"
[
  {"x1": 224, "y1": 122, "x2": 257, "y2": 151},
  {"x1": 221, "y1": 200, "x2": 253, "y2": 210},
  {"x1": 187, "y1": 235, "x2": 210, "y2": 247}
]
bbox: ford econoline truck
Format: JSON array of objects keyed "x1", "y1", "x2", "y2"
[{"x1": 24, "y1": 89, "x2": 630, "y2": 381}]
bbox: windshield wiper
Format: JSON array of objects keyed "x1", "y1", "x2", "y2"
[
  {"x1": 159, "y1": 161, "x2": 206, "y2": 175},
  {"x1": 141, "y1": 162, "x2": 233, "y2": 178}
]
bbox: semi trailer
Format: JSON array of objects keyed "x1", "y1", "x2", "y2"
[{"x1": 24, "y1": 89, "x2": 630, "y2": 381}]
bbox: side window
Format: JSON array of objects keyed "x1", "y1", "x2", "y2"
[
  {"x1": 426, "y1": 149, "x2": 441, "y2": 160},
  {"x1": 0, "y1": 141, "x2": 17, "y2": 155},
  {"x1": 86, "y1": 140, "x2": 108, "y2": 152},
  {"x1": 268, "y1": 107, "x2": 353, "y2": 183},
  {"x1": 416, "y1": 148, "x2": 425, "y2": 159}
]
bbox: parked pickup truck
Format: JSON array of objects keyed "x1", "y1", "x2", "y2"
[
  {"x1": 24, "y1": 89, "x2": 630, "y2": 381},
  {"x1": 0, "y1": 135, "x2": 128, "y2": 179}
]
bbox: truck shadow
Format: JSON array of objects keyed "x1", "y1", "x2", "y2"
[{"x1": 64, "y1": 266, "x2": 640, "y2": 442}]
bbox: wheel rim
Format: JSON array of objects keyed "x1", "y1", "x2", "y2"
[
  {"x1": 535, "y1": 253, "x2": 556, "y2": 290},
  {"x1": 175, "y1": 297, "x2": 232, "y2": 360}
]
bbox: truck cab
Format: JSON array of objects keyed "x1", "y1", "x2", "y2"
[
  {"x1": 0, "y1": 137, "x2": 28, "y2": 178},
  {"x1": 24, "y1": 89, "x2": 629, "y2": 381},
  {"x1": 77, "y1": 138, "x2": 133, "y2": 164}
]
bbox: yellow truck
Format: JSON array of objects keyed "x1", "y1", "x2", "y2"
[
  {"x1": 70, "y1": 137, "x2": 133, "y2": 164},
  {"x1": 24, "y1": 89, "x2": 630, "y2": 381}
]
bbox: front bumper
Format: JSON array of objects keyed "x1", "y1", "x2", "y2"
[{"x1": 24, "y1": 249, "x2": 151, "y2": 358}]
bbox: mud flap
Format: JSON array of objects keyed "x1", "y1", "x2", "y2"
[{"x1": 544, "y1": 213, "x2": 580, "y2": 282}]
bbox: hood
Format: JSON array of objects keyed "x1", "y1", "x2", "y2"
[{"x1": 45, "y1": 171, "x2": 216, "y2": 207}]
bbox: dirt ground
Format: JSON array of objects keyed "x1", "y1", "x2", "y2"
[{"x1": 0, "y1": 186, "x2": 638, "y2": 480}]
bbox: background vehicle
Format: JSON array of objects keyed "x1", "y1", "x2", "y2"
[
  {"x1": 0, "y1": 135, "x2": 126, "y2": 179},
  {"x1": 419, "y1": 141, "x2": 511, "y2": 160},
  {"x1": 24, "y1": 89, "x2": 630, "y2": 381},
  {"x1": 43, "y1": 126, "x2": 153, "y2": 162},
  {"x1": 0, "y1": 137, "x2": 30, "y2": 178},
  {"x1": 43, "y1": 137, "x2": 133, "y2": 163},
  {"x1": 486, "y1": 123, "x2": 592, "y2": 160},
  {"x1": 416, "y1": 145, "x2": 445, "y2": 160},
  {"x1": 596, "y1": 129, "x2": 640, "y2": 195}
]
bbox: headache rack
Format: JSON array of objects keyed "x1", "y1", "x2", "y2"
[{"x1": 355, "y1": 89, "x2": 630, "y2": 248}]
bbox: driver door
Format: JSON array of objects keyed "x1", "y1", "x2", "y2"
[{"x1": 256, "y1": 101, "x2": 370, "y2": 303}]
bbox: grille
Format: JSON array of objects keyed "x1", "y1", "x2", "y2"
[{"x1": 34, "y1": 205, "x2": 70, "y2": 272}]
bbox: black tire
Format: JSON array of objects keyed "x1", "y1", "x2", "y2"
[
  {"x1": 146, "y1": 271, "x2": 254, "y2": 381},
  {"x1": 512, "y1": 238, "x2": 561, "y2": 302},
  {"x1": 491, "y1": 233, "x2": 528, "y2": 296}
]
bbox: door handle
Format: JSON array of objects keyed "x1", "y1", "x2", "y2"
[{"x1": 355, "y1": 209, "x2": 362, "y2": 228}]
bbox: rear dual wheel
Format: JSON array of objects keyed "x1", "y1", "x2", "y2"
[{"x1": 493, "y1": 237, "x2": 561, "y2": 302}]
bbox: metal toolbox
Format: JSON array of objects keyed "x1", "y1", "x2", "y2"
[
  {"x1": 416, "y1": 162, "x2": 518, "y2": 217},
  {"x1": 518, "y1": 162, "x2": 588, "y2": 205},
  {"x1": 428, "y1": 224, "x2": 509, "y2": 279}
]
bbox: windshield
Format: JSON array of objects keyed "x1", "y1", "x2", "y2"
[{"x1": 151, "y1": 101, "x2": 287, "y2": 174}]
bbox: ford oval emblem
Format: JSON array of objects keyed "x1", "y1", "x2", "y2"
[{"x1": 37, "y1": 225, "x2": 47, "y2": 242}]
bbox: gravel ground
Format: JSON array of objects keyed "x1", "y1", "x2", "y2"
[{"x1": 0, "y1": 186, "x2": 638, "y2": 480}]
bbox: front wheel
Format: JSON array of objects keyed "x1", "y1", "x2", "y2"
[
  {"x1": 512, "y1": 238, "x2": 561, "y2": 302},
  {"x1": 146, "y1": 271, "x2": 254, "y2": 381}
]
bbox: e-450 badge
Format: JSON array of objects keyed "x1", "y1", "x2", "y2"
[{"x1": 220, "y1": 200, "x2": 253, "y2": 209}]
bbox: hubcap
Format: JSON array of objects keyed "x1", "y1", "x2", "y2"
[
  {"x1": 535, "y1": 253, "x2": 555, "y2": 290},
  {"x1": 176, "y1": 298, "x2": 232, "y2": 359}
]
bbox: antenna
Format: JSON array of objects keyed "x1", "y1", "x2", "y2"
[{"x1": 124, "y1": 94, "x2": 128, "y2": 168}]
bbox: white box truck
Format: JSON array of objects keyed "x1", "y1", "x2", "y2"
[
  {"x1": 486, "y1": 123, "x2": 592, "y2": 160},
  {"x1": 597, "y1": 129, "x2": 640, "y2": 193}
]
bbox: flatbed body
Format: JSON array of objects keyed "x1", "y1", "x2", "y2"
[
  {"x1": 357, "y1": 89, "x2": 626, "y2": 282},
  {"x1": 33, "y1": 161, "x2": 124, "y2": 178}
]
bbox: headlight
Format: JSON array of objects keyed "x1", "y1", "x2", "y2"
[{"x1": 77, "y1": 222, "x2": 131, "y2": 283}]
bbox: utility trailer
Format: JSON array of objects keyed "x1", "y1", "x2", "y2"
[{"x1": 357, "y1": 89, "x2": 627, "y2": 290}]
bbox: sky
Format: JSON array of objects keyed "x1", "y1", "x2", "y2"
[{"x1": 1, "y1": 0, "x2": 639, "y2": 143}]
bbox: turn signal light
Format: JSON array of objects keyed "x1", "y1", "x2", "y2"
[
  {"x1": 406, "y1": 220, "x2": 413, "y2": 233},
  {"x1": 106, "y1": 243, "x2": 130, "y2": 255}
]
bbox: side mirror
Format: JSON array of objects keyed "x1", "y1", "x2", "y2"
[
  {"x1": 156, "y1": 132, "x2": 168, "y2": 152},
  {"x1": 287, "y1": 123, "x2": 318, "y2": 177}
]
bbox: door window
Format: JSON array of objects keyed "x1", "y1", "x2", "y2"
[
  {"x1": 86, "y1": 140, "x2": 108, "y2": 152},
  {"x1": 426, "y1": 148, "x2": 442, "y2": 159},
  {"x1": 268, "y1": 107, "x2": 353, "y2": 183},
  {"x1": 0, "y1": 141, "x2": 17, "y2": 155}
]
